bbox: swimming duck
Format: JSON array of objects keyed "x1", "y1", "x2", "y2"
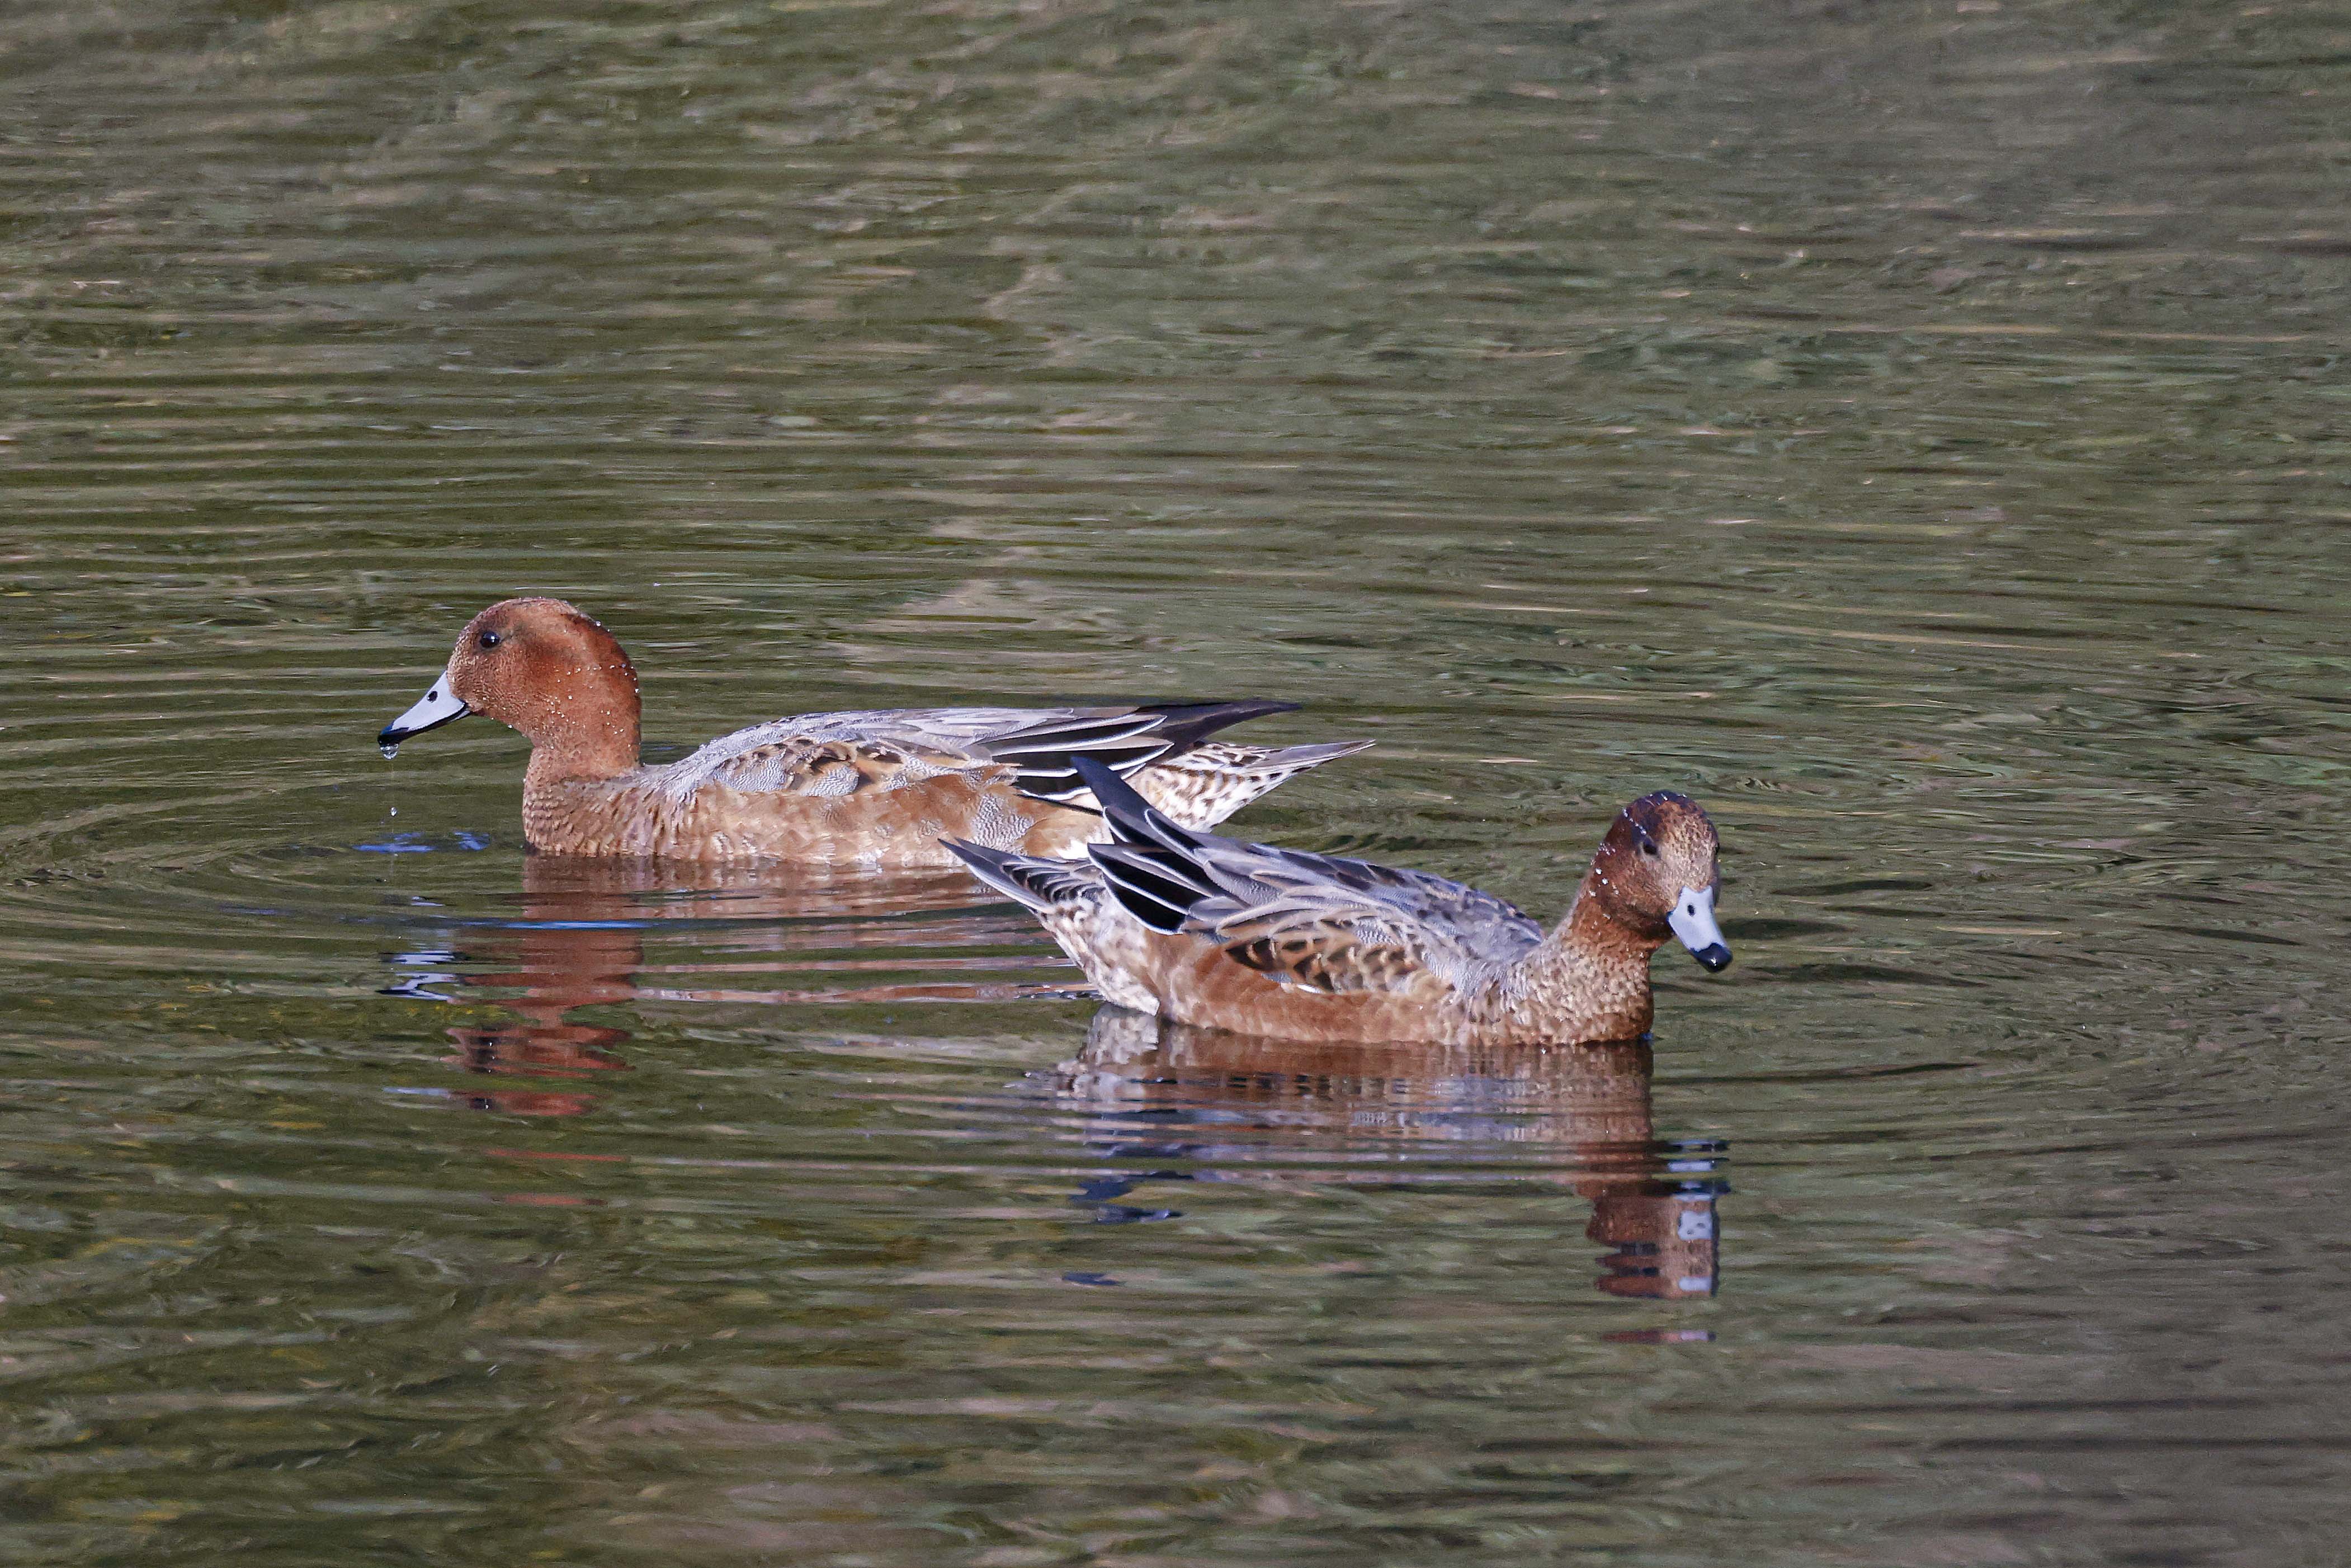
[
  {"x1": 378, "y1": 598, "x2": 1368, "y2": 864},
  {"x1": 948, "y1": 757, "x2": 1731, "y2": 1045}
]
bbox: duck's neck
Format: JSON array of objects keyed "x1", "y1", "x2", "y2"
[
  {"x1": 1502, "y1": 870, "x2": 1666, "y2": 1043},
  {"x1": 520, "y1": 664, "x2": 643, "y2": 787}
]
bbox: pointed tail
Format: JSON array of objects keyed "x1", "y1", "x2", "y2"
[
  {"x1": 942, "y1": 839, "x2": 1052, "y2": 911},
  {"x1": 1135, "y1": 736, "x2": 1374, "y2": 827},
  {"x1": 943, "y1": 838, "x2": 1111, "y2": 915}
]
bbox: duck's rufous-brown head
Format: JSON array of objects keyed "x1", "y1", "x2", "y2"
[
  {"x1": 1571, "y1": 791, "x2": 1730, "y2": 973},
  {"x1": 379, "y1": 598, "x2": 641, "y2": 782}
]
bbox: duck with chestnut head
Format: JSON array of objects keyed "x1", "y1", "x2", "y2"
[
  {"x1": 379, "y1": 598, "x2": 1368, "y2": 865},
  {"x1": 948, "y1": 757, "x2": 1731, "y2": 1046}
]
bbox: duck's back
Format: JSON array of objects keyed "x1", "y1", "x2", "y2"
[
  {"x1": 528, "y1": 703, "x2": 1354, "y2": 865},
  {"x1": 652, "y1": 707, "x2": 1060, "y2": 799}
]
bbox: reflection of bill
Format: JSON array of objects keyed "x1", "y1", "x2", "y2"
[
  {"x1": 1054, "y1": 1009, "x2": 1725, "y2": 1302},
  {"x1": 1592, "y1": 1175, "x2": 1718, "y2": 1302},
  {"x1": 384, "y1": 857, "x2": 1018, "y2": 1117}
]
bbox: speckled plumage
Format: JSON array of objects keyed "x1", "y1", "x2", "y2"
[
  {"x1": 383, "y1": 598, "x2": 1370, "y2": 865},
  {"x1": 950, "y1": 760, "x2": 1729, "y2": 1047}
]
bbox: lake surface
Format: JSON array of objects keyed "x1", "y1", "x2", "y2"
[{"x1": 6, "y1": 2, "x2": 2350, "y2": 1562}]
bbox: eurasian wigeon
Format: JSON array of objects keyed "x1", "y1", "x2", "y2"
[
  {"x1": 379, "y1": 598, "x2": 1368, "y2": 864},
  {"x1": 948, "y1": 757, "x2": 1731, "y2": 1046}
]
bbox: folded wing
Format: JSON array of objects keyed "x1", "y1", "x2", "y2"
[
  {"x1": 657, "y1": 701, "x2": 1309, "y2": 807},
  {"x1": 1072, "y1": 757, "x2": 1544, "y2": 997}
]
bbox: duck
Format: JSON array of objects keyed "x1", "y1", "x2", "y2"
[
  {"x1": 377, "y1": 598, "x2": 1368, "y2": 865},
  {"x1": 947, "y1": 756, "x2": 1731, "y2": 1046}
]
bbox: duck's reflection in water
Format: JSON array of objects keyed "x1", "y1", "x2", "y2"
[
  {"x1": 1051, "y1": 1009, "x2": 1725, "y2": 1302},
  {"x1": 399, "y1": 856, "x2": 1017, "y2": 1116}
]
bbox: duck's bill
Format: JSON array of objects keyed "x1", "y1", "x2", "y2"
[
  {"x1": 380, "y1": 680, "x2": 470, "y2": 747},
  {"x1": 1669, "y1": 885, "x2": 1732, "y2": 973}
]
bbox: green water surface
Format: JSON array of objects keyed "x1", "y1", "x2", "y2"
[{"x1": 6, "y1": 2, "x2": 2350, "y2": 1564}]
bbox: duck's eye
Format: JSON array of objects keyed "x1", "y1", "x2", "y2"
[
  {"x1": 478, "y1": 631, "x2": 502, "y2": 649},
  {"x1": 1639, "y1": 836, "x2": 1660, "y2": 858}
]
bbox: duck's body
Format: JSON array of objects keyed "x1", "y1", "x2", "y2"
[
  {"x1": 380, "y1": 599, "x2": 1366, "y2": 866},
  {"x1": 514, "y1": 704, "x2": 1368, "y2": 863},
  {"x1": 950, "y1": 758, "x2": 1731, "y2": 1047}
]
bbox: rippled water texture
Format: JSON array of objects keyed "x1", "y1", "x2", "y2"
[{"x1": 7, "y1": 2, "x2": 2351, "y2": 1564}]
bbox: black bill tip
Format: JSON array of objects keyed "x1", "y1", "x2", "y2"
[
  {"x1": 1691, "y1": 943, "x2": 1732, "y2": 974},
  {"x1": 378, "y1": 683, "x2": 471, "y2": 749}
]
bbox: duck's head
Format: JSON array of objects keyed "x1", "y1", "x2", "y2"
[
  {"x1": 379, "y1": 597, "x2": 641, "y2": 779},
  {"x1": 1587, "y1": 791, "x2": 1730, "y2": 972}
]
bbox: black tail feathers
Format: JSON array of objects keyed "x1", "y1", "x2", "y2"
[
  {"x1": 1069, "y1": 755, "x2": 1190, "y2": 846},
  {"x1": 1131, "y1": 699, "x2": 1299, "y2": 757},
  {"x1": 1071, "y1": 757, "x2": 1220, "y2": 933}
]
